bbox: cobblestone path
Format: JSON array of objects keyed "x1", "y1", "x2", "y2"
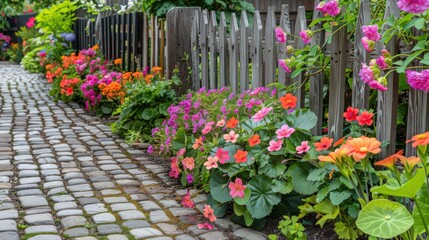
[{"x1": 0, "y1": 63, "x2": 266, "y2": 240}]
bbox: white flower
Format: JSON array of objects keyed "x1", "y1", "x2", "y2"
[{"x1": 118, "y1": 5, "x2": 127, "y2": 14}]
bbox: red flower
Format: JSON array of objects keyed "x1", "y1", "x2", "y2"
[
  {"x1": 248, "y1": 134, "x2": 261, "y2": 146},
  {"x1": 314, "y1": 137, "x2": 334, "y2": 151},
  {"x1": 65, "y1": 87, "x2": 73, "y2": 96},
  {"x1": 343, "y1": 107, "x2": 359, "y2": 122},
  {"x1": 180, "y1": 190, "x2": 195, "y2": 208},
  {"x1": 226, "y1": 117, "x2": 239, "y2": 128},
  {"x1": 356, "y1": 111, "x2": 373, "y2": 126},
  {"x1": 215, "y1": 148, "x2": 230, "y2": 164},
  {"x1": 234, "y1": 150, "x2": 248, "y2": 163},
  {"x1": 279, "y1": 93, "x2": 297, "y2": 109},
  {"x1": 26, "y1": 17, "x2": 35, "y2": 28}
]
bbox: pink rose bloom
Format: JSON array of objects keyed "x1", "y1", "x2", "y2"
[
  {"x1": 406, "y1": 70, "x2": 429, "y2": 92},
  {"x1": 296, "y1": 141, "x2": 310, "y2": 154},
  {"x1": 268, "y1": 139, "x2": 283, "y2": 152},
  {"x1": 300, "y1": 30, "x2": 312, "y2": 44},
  {"x1": 276, "y1": 125, "x2": 295, "y2": 139},
  {"x1": 252, "y1": 107, "x2": 273, "y2": 122},
  {"x1": 316, "y1": 0, "x2": 341, "y2": 17},
  {"x1": 228, "y1": 178, "x2": 247, "y2": 198},
  {"x1": 224, "y1": 130, "x2": 239, "y2": 143},
  {"x1": 359, "y1": 63, "x2": 376, "y2": 84},
  {"x1": 278, "y1": 59, "x2": 292, "y2": 73},
  {"x1": 361, "y1": 37, "x2": 375, "y2": 52},
  {"x1": 398, "y1": 0, "x2": 429, "y2": 14},
  {"x1": 362, "y1": 25, "x2": 381, "y2": 42},
  {"x1": 369, "y1": 79, "x2": 388, "y2": 91},
  {"x1": 275, "y1": 27, "x2": 287, "y2": 43},
  {"x1": 375, "y1": 55, "x2": 388, "y2": 70}
]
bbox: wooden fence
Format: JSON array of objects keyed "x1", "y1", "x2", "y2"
[{"x1": 3, "y1": 13, "x2": 37, "y2": 43}]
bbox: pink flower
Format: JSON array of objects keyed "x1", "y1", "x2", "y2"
[
  {"x1": 406, "y1": 70, "x2": 429, "y2": 92},
  {"x1": 197, "y1": 222, "x2": 214, "y2": 230},
  {"x1": 26, "y1": 17, "x2": 35, "y2": 28},
  {"x1": 204, "y1": 156, "x2": 219, "y2": 170},
  {"x1": 278, "y1": 59, "x2": 292, "y2": 73},
  {"x1": 203, "y1": 205, "x2": 217, "y2": 222},
  {"x1": 361, "y1": 37, "x2": 375, "y2": 52},
  {"x1": 223, "y1": 130, "x2": 239, "y2": 143},
  {"x1": 296, "y1": 141, "x2": 310, "y2": 154},
  {"x1": 316, "y1": 0, "x2": 341, "y2": 17},
  {"x1": 359, "y1": 63, "x2": 376, "y2": 84},
  {"x1": 169, "y1": 157, "x2": 180, "y2": 178},
  {"x1": 215, "y1": 148, "x2": 230, "y2": 164},
  {"x1": 362, "y1": 25, "x2": 381, "y2": 42},
  {"x1": 216, "y1": 119, "x2": 225, "y2": 127},
  {"x1": 202, "y1": 124, "x2": 213, "y2": 135},
  {"x1": 276, "y1": 124, "x2": 295, "y2": 139},
  {"x1": 398, "y1": 0, "x2": 429, "y2": 14},
  {"x1": 228, "y1": 178, "x2": 247, "y2": 198},
  {"x1": 275, "y1": 27, "x2": 287, "y2": 43},
  {"x1": 359, "y1": 63, "x2": 388, "y2": 91},
  {"x1": 375, "y1": 55, "x2": 388, "y2": 70},
  {"x1": 268, "y1": 139, "x2": 283, "y2": 152},
  {"x1": 252, "y1": 107, "x2": 273, "y2": 122},
  {"x1": 181, "y1": 190, "x2": 195, "y2": 208},
  {"x1": 177, "y1": 148, "x2": 186, "y2": 157},
  {"x1": 300, "y1": 30, "x2": 312, "y2": 44},
  {"x1": 182, "y1": 157, "x2": 195, "y2": 171}
]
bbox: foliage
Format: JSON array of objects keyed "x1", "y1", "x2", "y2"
[
  {"x1": 35, "y1": 0, "x2": 78, "y2": 36},
  {"x1": 268, "y1": 215, "x2": 307, "y2": 240}
]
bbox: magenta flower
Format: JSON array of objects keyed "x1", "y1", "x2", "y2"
[
  {"x1": 252, "y1": 107, "x2": 273, "y2": 122},
  {"x1": 177, "y1": 148, "x2": 186, "y2": 157},
  {"x1": 359, "y1": 63, "x2": 387, "y2": 91},
  {"x1": 275, "y1": 27, "x2": 287, "y2": 43},
  {"x1": 362, "y1": 25, "x2": 381, "y2": 42},
  {"x1": 296, "y1": 141, "x2": 310, "y2": 154},
  {"x1": 375, "y1": 55, "x2": 388, "y2": 70},
  {"x1": 197, "y1": 222, "x2": 214, "y2": 230},
  {"x1": 359, "y1": 63, "x2": 376, "y2": 84},
  {"x1": 300, "y1": 30, "x2": 312, "y2": 44},
  {"x1": 398, "y1": 0, "x2": 429, "y2": 14},
  {"x1": 228, "y1": 178, "x2": 247, "y2": 198},
  {"x1": 406, "y1": 70, "x2": 429, "y2": 92},
  {"x1": 361, "y1": 37, "x2": 375, "y2": 52},
  {"x1": 268, "y1": 139, "x2": 283, "y2": 152},
  {"x1": 215, "y1": 148, "x2": 230, "y2": 164},
  {"x1": 316, "y1": 0, "x2": 341, "y2": 17},
  {"x1": 26, "y1": 17, "x2": 35, "y2": 28},
  {"x1": 276, "y1": 125, "x2": 295, "y2": 139},
  {"x1": 278, "y1": 59, "x2": 292, "y2": 73}
]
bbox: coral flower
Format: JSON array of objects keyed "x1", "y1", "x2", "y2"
[
  {"x1": 343, "y1": 107, "x2": 359, "y2": 122},
  {"x1": 228, "y1": 178, "x2": 247, "y2": 198},
  {"x1": 356, "y1": 111, "x2": 373, "y2": 126},
  {"x1": 268, "y1": 140, "x2": 283, "y2": 152},
  {"x1": 151, "y1": 66, "x2": 162, "y2": 75},
  {"x1": 216, "y1": 119, "x2": 225, "y2": 127},
  {"x1": 296, "y1": 141, "x2": 310, "y2": 154},
  {"x1": 314, "y1": 137, "x2": 334, "y2": 151},
  {"x1": 276, "y1": 125, "x2": 295, "y2": 139},
  {"x1": 234, "y1": 150, "x2": 248, "y2": 163},
  {"x1": 204, "y1": 156, "x2": 219, "y2": 170},
  {"x1": 280, "y1": 93, "x2": 297, "y2": 109},
  {"x1": 397, "y1": 155, "x2": 421, "y2": 169},
  {"x1": 252, "y1": 107, "x2": 273, "y2": 122},
  {"x1": 215, "y1": 148, "x2": 230, "y2": 164},
  {"x1": 114, "y1": 58, "x2": 122, "y2": 65},
  {"x1": 275, "y1": 27, "x2": 287, "y2": 43},
  {"x1": 192, "y1": 137, "x2": 203, "y2": 149},
  {"x1": 181, "y1": 190, "x2": 195, "y2": 208},
  {"x1": 248, "y1": 134, "x2": 261, "y2": 146},
  {"x1": 169, "y1": 157, "x2": 180, "y2": 178},
  {"x1": 224, "y1": 130, "x2": 239, "y2": 143},
  {"x1": 226, "y1": 117, "x2": 239, "y2": 128},
  {"x1": 182, "y1": 157, "x2": 195, "y2": 171},
  {"x1": 203, "y1": 205, "x2": 217, "y2": 222},
  {"x1": 344, "y1": 136, "x2": 381, "y2": 161},
  {"x1": 318, "y1": 146, "x2": 349, "y2": 164},
  {"x1": 374, "y1": 150, "x2": 403, "y2": 170},
  {"x1": 197, "y1": 222, "x2": 214, "y2": 230},
  {"x1": 406, "y1": 131, "x2": 429, "y2": 147}
]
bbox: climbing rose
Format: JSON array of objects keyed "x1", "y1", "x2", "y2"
[
  {"x1": 362, "y1": 25, "x2": 381, "y2": 42},
  {"x1": 274, "y1": 27, "x2": 287, "y2": 43},
  {"x1": 203, "y1": 205, "x2": 217, "y2": 222},
  {"x1": 406, "y1": 70, "x2": 429, "y2": 92},
  {"x1": 397, "y1": 0, "x2": 429, "y2": 14},
  {"x1": 356, "y1": 111, "x2": 373, "y2": 126},
  {"x1": 228, "y1": 178, "x2": 247, "y2": 198},
  {"x1": 278, "y1": 59, "x2": 292, "y2": 73},
  {"x1": 361, "y1": 37, "x2": 375, "y2": 52},
  {"x1": 296, "y1": 141, "x2": 310, "y2": 154},
  {"x1": 316, "y1": 0, "x2": 341, "y2": 17},
  {"x1": 300, "y1": 30, "x2": 312, "y2": 44}
]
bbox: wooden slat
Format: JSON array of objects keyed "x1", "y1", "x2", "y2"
[
  {"x1": 154, "y1": 15, "x2": 159, "y2": 67},
  {"x1": 309, "y1": 0, "x2": 325, "y2": 135},
  {"x1": 328, "y1": 25, "x2": 348, "y2": 141},
  {"x1": 292, "y1": 6, "x2": 307, "y2": 108},
  {"x1": 200, "y1": 10, "x2": 209, "y2": 88},
  {"x1": 107, "y1": 15, "x2": 112, "y2": 60},
  {"x1": 191, "y1": 10, "x2": 201, "y2": 90},
  {"x1": 160, "y1": 19, "x2": 165, "y2": 75},
  {"x1": 352, "y1": 0, "x2": 371, "y2": 109},
  {"x1": 209, "y1": 11, "x2": 218, "y2": 89},
  {"x1": 239, "y1": 11, "x2": 250, "y2": 91},
  {"x1": 150, "y1": 15, "x2": 155, "y2": 68},
  {"x1": 219, "y1": 12, "x2": 228, "y2": 88},
  {"x1": 115, "y1": 15, "x2": 120, "y2": 60},
  {"x1": 126, "y1": 13, "x2": 132, "y2": 71},
  {"x1": 277, "y1": 4, "x2": 291, "y2": 86},
  {"x1": 376, "y1": 0, "x2": 400, "y2": 158},
  {"x1": 121, "y1": 14, "x2": 126, "y2": 70},
  {"x1": 142, "y1": 13, "x2": 149, "y2": 69},
  {"x1": 264, "y1": 6, "x2": 276, "y2": 87},
  {"x1": 251, "y1": 11, "x2": 263, "y2": 88},
  {"x1": 131, "y1": 13, "x2": 137, "y2": 71},
  {"x1": 102, "y1": 17, "x2": 107, "y2": 56},
  {"x1": 229, "y1": 13, "x2": 239, "y2": 93}
]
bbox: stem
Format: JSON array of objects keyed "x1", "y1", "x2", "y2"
[
  {"x1": 363, "y1": 167, "x2": 370, "y2": 202},
  {"x1": 414, "y1": 198, "x2": 429, "y2": 235},
  {"x1": 348, "y1": 173, "x2": 365, "y2": 201}
]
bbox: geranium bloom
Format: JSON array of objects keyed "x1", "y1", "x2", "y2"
[
  {"x1": 216, "y1": 119, "x2": 225, "y2": 127},
  {"x1": 181, "y1": 190, "x2": 195, "y2": 208},
  {"x1": 204, "y1": 156, "x2": 219, "y2": 169},
  {"x1": 362, "y1": 25, "x2": 381, "y2": 42},
  {"x1": 252, "y1": 107, "x2": 273, "y2": 122},
  {"x1": 356, "y1": 111, "x2": 373, "y2": 126},
  {"x1": 226, "y1": 117, "x2": 239, "y2": 128},
  {"x1": 318, "y1": 146, "x2": 349, "y2": 164},
  {"x1": 192, "y1": 137, "x2": 203, "y2": 149},
  {"x1": 344, "y1": 136, "x2": 381, "y2": 161},
  {"x1": 186, "y1": 174, "x2": 194, "y2": 184},
  {"x1": 268, "y1": 140, "x2": 283, "y2": 152},
  {"x1": 228, "y1": 178, "x2": 247, "y2": 198},
  {"x1": 375, "y1": 150, "x2": 403, "y2": 170},
  {"x1": 197, "y1": 222, "x2": 214, "y2": 230},
  {"x1": 343, "y1": 107, "x2": 359, "y2": 122},
  {"x1": 300, "y1": 30, "x2": 312, "y2": 44},
  {"x1": 278, "y1": 59, "x2": 292, "y2": 73},
  {"x1": 275, "y1": 27, "x2": 287, "y2": 43},
  {"x1": 397, "y1": 0, "x2": 429, "y2": 14},
  {"x1": 296, "y1": 141, "x2": 310, "y2": 154},
  {"x1": 316, "y1": 0, "x2": 341, "y2": 16},
  {"x1": 234, "y1": 150, "x2": 248, "y2": 163},
  {"x1": 276, "y1": 125, "x2": 295, "y2": 139},
  {"x1": 203, "y1": 205, "x2": 217, "y2": 222},
  {"x1": 314, "y1": 137, "x2": 334, "y2": 151},
  {"x1": 215, "y1": 148, "x2": 230, "y2": 164},
  {"x1": 405, "y1": 70, "x2": 429, "y2": 92},
  {"x1": 280, "y1": 93, "x2": 297, "y2": 109},
  {"x1": 224, "y1": 130, "x2": 239, "y2": 143},
  {"x1": 406, "y1": 131, "x2": 429, "y2": 147},
  {"x1": 26, "y1": 17, "x2": 35, "y2": 28},
  {"x1": 169, "y1": 157, "x2": 180, "y2": 178},
  {"x1": 182, "y1": 157, "x2": 195, "y2": 171},
  {"x1": 248, "y1": 134, "x2": 261, "y2": 146}
]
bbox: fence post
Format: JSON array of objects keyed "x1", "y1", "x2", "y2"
[
  {"x1": 166, "y1": 7, "x2": 201, "y2": 94},
  {"x1": 191, "y1": 10, "x2": 201, "y2": 90},
  {"x1": 209, "y1": 11, "x2": 218, "y2": 89},
  {"x1": 293, "y1": 6, "x2": 307, "y2": 109},
  {"x1": 264, "y1": 6, "x2": 276, "y2": 87},
  {"x1": 239, "y1": 11, "x2": 250, "y2": 91},
  {"x1": 229, "y1": 13, "x2": 239, "y2": 94},
  {"x1": 277, "y1": 4, "x2": 291, "y2": 86},
  {"x1": 200, "y1": 10, "x2": 209, "y2": 88},
  {"x1": 251, "y1": 11, "x2": 263, "y2": 88},
  {"x1": 219, "y1": 12, "x2": 229, "y2": 88}
]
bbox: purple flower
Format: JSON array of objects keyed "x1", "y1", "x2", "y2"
[
  {"x1": 397, "y1": 0, "x2": 429, "y2": 14},
  {"x1": 406, "y1": 70, "x2": 429, "y2": 92},
  {"x1": 147, "y1": 145, "x2": 154, "y2": 154},
  {"x1": 186, "y1": 174, "x2": 194, "y2": 184}
]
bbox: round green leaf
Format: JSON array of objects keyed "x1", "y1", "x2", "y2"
[
  {"x1": 209, "y1": 172, "x2": 232, "y2": 203},
  {"x1": 356, "y1": 199, "x2": 414, "y2": 239},
  {"x1": 247, "y1": 175, "x2": 281, "y2": 219},
  {"x1": 234, "y1": 187, "x2": 251, "y2": 205},
  {"x1": 207, "y1": 193, "x2": 228, "y2": 218}
]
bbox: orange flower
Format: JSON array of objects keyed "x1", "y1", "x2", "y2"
[
  {"x1": 192, "y1": 137, "x2": 203, "y2": 150},
  {"x1": 279, "y1": 93, "x2": 297, "y2": 109},
  {"x1": 374, "y1": 150, "x2": 403, "y2": 169},
  {"x1": 344, "y1": 136, "x2": 381, "y2": 162},
  {"x1": 151, "y1": 66, "x2": 162, "y2": 75},
  {"x1": 406, "y1": 131, "x2": 429, "y2": 148},
  {"x1": 397, "y1": 155, "x2": 421, "y2": 170},
  {"x1": 132, "y1": 72, "x2": 142, "y2": 79},
  {"x1": 226, "y1": 117, "x2": 239, "y2": 128},
  {"x1": 145, "y1": 74, "x2": 153, "y2": 84},
  {"x1": 318, "y1": 146, "x2": 348, "y2": 164},
  {"x1": 182, "y1": 157, "x2": 195, "y2": 171},
  {"x1": 234, "y1": 150, "x2": 248, "y2": 163},
  {"x1": 314, "y1": 137, "x2": 334, "y2": 151},
  {"x1": 203, "y1": 205, "x2": 216, "y2": 222},
  {"x1": 114, "y1": 58, "x2": 122, "y2": 65},
  {"x1": 333, "y1": 136, "x2": 347, "y2": 147},
  {"x1": 248, "y1": 134, "x2": 261, "y2": 146},
  {"x1": 92, "y1": 44, "x2": 99, "y2": 50}
]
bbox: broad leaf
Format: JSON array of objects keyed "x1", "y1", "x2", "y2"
[
  {"x1": 371, "y1": 168, "x2": 425, "y2": 198},
  {"x1": 209, "y1": 172, "x2": 232, "y2": 203},
  {"x1": 272, "y1": 178, "x2": 293, "y2": 195},
  {"x1": 258, "y1": 159, "x2": 286, "y2": 178},
  {"x1": 412, "y1": 185, "x2": 429, "y2": 235},
  {"x1": 329, "y1": 190, "x2": 352, "y2": 206},
  {"x1": 234, "y1": 188, "x2": 251, "y2": 205},
  {"x1": 285, "y1": 109, "x2": 318, "y2": 131},
  {"x1": 286, "y1": 163, "x2": 322, "y2": 195},
  {"x1": 247, "y1": 175, "x2": 281, "y2": 219},
  {"x1": 314, "y1": 200, "x2": 340, "y2": 227},
  {"x1": 207, "y1": 193, "x2": 227, "y2": 218}
]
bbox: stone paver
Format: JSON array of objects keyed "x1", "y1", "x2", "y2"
[{"x1": 0, "y1": 64, "x2": 266, "y2": 240}]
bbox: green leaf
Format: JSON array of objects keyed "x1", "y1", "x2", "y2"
[
  {"x1": 233, "y1": 203, "x2": 246, "y2": 216},
  {"x1": 247, "y1": 175, "x2": 281, "y2": 219},
  {"x1": 209, "y1": 172, "x2": 232, "y2": 203},
  {"x1": 329, "y1": 190, "x2": 352, "y2": 206},
  {"x1": 272, "y1": 178, "x2": 293, "y2": 195},
  {"x1": 286, "y1": 109, "x2": 318, "y2": 131},
  {"x1": 244, "y1": 210, "x2": 254, "y2": 226},
  {"x1": 397, "y1": 49, "x2": 425, "y2": 73},
  {"x1": 207, "y1": 193, "x2": 228, "y2": 218},
  {"x1": 101, "y1": 105, "x2": 112, "y2": 115},
  {"x1": 314, "y1": 200, "x2": 340, "y2": 227},
  {"x1": 234, "y1": 187, "x2": 251, "y2": 205},
  {"x1": 356, "y1": 199, "x2": 414, "y2": 239},
  {"x1": 415, "y1": 18, "x2": 426, "y2": 30},
  {"x1": 172, "y1": 127, "x2": 186, "y2": 152},
  {"x1": 334, "y1": 221, "x2": 359, "y2": 240},
  {"x1": 412, "y1": 185, "x2": 429, "y2": 235},
  {"x1": 371, "y1": 168, "x2": 425, "y2": 198},
  {"x1": 286, "y1": 163, "x2": 322, "y2": 195},
  {"x1": 259, "y1": 159, "x2": 286, "y2": 178},
  {"x1": 307, "y1": 168, "x2": 326, "y2": 181},
  {"x1": 141, "y1": 108, "x2": 155, "y2": 120},
  {"x1": 291, "y1": 68, "x2": 304, "y2": 78}
]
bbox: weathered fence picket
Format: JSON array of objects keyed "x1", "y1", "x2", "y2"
[
  {"x1": 200, "y1": 10, "x2": 209, "y2": 89},
  {"x1": 239, "y1": 11, "x2": 250, "y2": 92},
  {"x1": 293, "y1": 6, "x2": 307, "y2": 109},
  {"x1": 264, "y1": 6, "x2": 276, "y2": 88},
  {"x1": 209, "y1": 11, "x2": 218, "y2": 89},
  {"x1": 251, "y1": 11, "x2": 263, "y2": 88},
  {"x1": 229, "y1": 13, "x2": 239, "y2": 93}
]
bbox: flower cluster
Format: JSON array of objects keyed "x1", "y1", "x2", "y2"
[
  {"x1": 358, "y1": 49, "x2": 392, "y2": 91},
  {"x1": 59, "y1": 75, "x2": 80, "y2": 96},
  {"x1": 343, "y1": 106, "x2": 374, "y2": 126},
  {"x1": 316, "y1": 0, "x2": 341, "y2": 17},
  {"x1": 361, "y1": 25, "x2": 381, "y2": 52},
  {"x1": 397, "y1": 0, "x2": 429, "y2": 14},
  {"x1": 25, "y1": 17, "x2": 35, "y2": 28},
  {"x1": 60, "y1": 32, "x2": 76, "y2": 42},
  {"x1": 100, "y1": 81, "x2": 125, "y2": 103}
]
